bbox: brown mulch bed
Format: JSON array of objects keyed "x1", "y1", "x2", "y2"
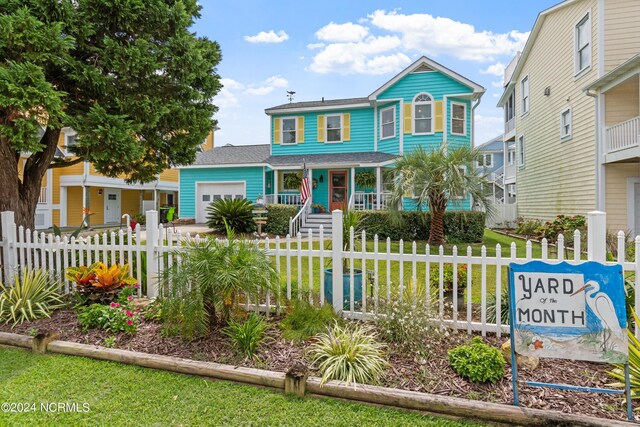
[{"x1": 1, "y1": 309, "x2": 634, "y2": 422}]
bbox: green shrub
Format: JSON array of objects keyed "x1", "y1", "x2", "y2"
[
  {"x1": 223, "y1": 312, "x2": 268, "y2": 357},
  {"x1": 309, "y1": 322, "x2": 388, "y2": 385},
  {"x1": 536, "y1": 214, "x2": 586, "y2": 245},
  {"x1": 77, "y1": 303, "x2": 139, "y2": 334},
  {"x1": 514, "y1": 217, "x2": 542, "y2": 237},
  {"x1": 280, "y1": 300, "x2": 339, "y2": 342},
  {"x1": 448, "y1": 337, "x2": 505, "y2": 383},
  {"x1": 0, "y1": 269, "x2": 64, "y2": 326},
  {"x1": 487, "y1": 286, "x2": 510, "y2": 325},
  {"x1": 265, "y1": 204, "x2": 299, "y2": 235},
  {"x1": 429, "y1": 264, "x2": 468, "y2": 292},
  {"x1": 206, "y1": 198, "x2": 256, "y2": 233},
  {"x1": 358, "y1": 210, "x2": 485, "y2": 242}
]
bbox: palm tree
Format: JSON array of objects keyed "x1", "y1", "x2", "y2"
[{"x1": 388, "y1": 144, "x2": 492, "y2": 245}]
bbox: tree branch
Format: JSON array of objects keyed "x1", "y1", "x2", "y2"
[{"x1": 49, "y1": 157, "x2": 84, "y2": 169}]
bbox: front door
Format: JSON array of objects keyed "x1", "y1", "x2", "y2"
[
  {"x1": 329, "y1": 171, "x2": 348, "y2": 212},
  {"x1": 104, "y1": 188, "x2": 122, "y2": 224}
]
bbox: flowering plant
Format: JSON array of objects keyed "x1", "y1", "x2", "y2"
[
  {"x1": 430, "y1": 264, "x2": 468, "y2": 292},
  {"x1": 77, "y1": 302, "x2": 140, "y2": 334}
]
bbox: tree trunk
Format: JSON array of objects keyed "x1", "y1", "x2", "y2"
[
  {"x1": 428, "y1": 192, "x2": 447, "y2": 245},
  {"x1": 0, "y1": 128, "x2": 60, "y2": 230}
]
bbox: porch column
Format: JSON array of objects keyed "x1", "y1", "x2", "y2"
[
  {"x1": 308, "y1": 168, "x2": 313, "y2": 204},
  {"x1": 350, "y1": 167, "x2": 355, "y2": 209},
  {"x1": 274, "y1": 170, "x2": 279, "y2": 204},
  {"x1": 376, "y1": 167, "x2": 381, "y2": 210},
  {"x1": 81, "y1": 185, "x2": 87, "y2": 222}
]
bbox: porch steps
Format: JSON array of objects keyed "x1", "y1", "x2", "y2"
[{"x1": 299, "y1": 213, "x2": 333, "y2": 237}]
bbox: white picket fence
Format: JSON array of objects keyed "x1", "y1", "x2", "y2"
[{"x1": 1, "y1": 210, "x2": 638, "y2": 337}]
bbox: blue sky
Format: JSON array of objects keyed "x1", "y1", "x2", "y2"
[{"x1": 194, "y1": 0, "x2": 559, "y2": 147}]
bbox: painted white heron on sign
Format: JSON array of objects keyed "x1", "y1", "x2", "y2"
[{"x1": 571, "y1": 280, "x2": 623, "y2": 350}]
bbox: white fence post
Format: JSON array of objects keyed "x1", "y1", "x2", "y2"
[
  {"x1": 146, "y1": 210, "x2": 159, "y2": 299},
  {"x1": 587, "y1": 211, "x2": 606, "y2": 262},
  {"x1": 331, "y1": 209, "x2": 343, "y2": 312},
  {"x1": 1, "y1": 211, "x2": 17, "y2": 284}
]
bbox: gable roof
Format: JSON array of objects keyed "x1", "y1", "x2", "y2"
[
  {"x1": 266, "y1": 152, "x2": 397, "y2": 168},
  {"x1": 190, "y1": 144, "x2": 270, "y2": 166},
  {"x1": 498, "y1": 0, "x2": 582, "y2": 106},
  {"x1": 369, "y1": 56, "x2": 485, "y2": 100},
  {"x1": 476, "y1": 135, "x2": 504, "y2": 152}
]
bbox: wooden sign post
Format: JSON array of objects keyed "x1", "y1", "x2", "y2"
[
  {"x1": 508, "y1": 261, "x2": 632, "y2": 420},
  {"x1": 253, "y1": 208, "x2": 268, "y2": 235}
]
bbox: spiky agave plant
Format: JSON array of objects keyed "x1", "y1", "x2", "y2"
[
  {"x1": 308, "y1": 322, "x2": 388, "y2": 386},
  {"x1": 0, "y1": 269, "x2": 65, "y2": 326}
]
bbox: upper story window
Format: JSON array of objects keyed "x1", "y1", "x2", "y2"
[
  {"x1": 507, "y1": 149, "x2": 515, "y2": 165},
  {"x1": 505, "y1": 91, "x2": 515, "y2": 122},
  {"x1": 64, "y1": 129, "x2": 78, "y2": 155},
  {"x1": 575, "y1": 13, "x2": 591, "y2": 75},
  {"x1": 560, "y1": 107, "x2": 572, "y2": 139},
  {"x1": 326, "y1": 114, "x2": 342, "y2": 143},
  {"x1": 521, "y1": 76, "x2": 529, "y2": 115},
  {"x1": 380, "y1": 106, "x2": 395, "y2": 139},
  {"x1": 518, "y1": 135, "x2": 525, "y2": 167},
  {"x1": 282, "y1": 118, "x2": 297, "y2": 145},
  {"x1": 451, "y1": 102, "x2": 466, "y2": 136},
  {"x1": 413, "y1": 93, "x2": 433, "y2": 134},
  {"x1": 477, "y1": 154, "x2": 493, "y2": 168}
]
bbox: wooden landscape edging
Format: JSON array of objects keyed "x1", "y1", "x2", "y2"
[{"x1": 0, "y1": 331, "x2": 631, "y2": 427}]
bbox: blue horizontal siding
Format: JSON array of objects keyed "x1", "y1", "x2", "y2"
[{"x1": 179, "y1": 167, "x2": 264, "y2": 219}]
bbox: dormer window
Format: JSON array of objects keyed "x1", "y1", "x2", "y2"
[{"x1": 413, "y1": 93, "x2": 433, "y2": 135}]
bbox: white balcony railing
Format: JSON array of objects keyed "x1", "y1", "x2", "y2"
[
  {"x1": 606, "y1": 116, "x2": 640, "y2": 153},
  {"x1": 264, "y1": 193, "x2": 302, "y2": 206},
  {"x1": 352, "y1": 192, "x2": 392, "y2": 210},
  {"x1": 504, "y1": 117, "x2": 515, "y2": 135},
  {"x1": 38, "y1": 187, "x2": 47, "y2": 204}
]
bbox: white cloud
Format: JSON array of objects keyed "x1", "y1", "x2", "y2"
[
  {"x1": 491, "y1": 80, "x2": 503, "y2": 88},
  {"x1": 315, "y1": 22, "x2": 369, "y2": 42},
  {"x1": 245, "y1": 75, "x2": 289, "y2": 96},
  {"x1": 368, "y1": 10, "x2": 528, "y2": 62},
  {"x1": 474, "y1": 114, "x2": 503, "y2": 145},
  {"x1": 480, "y1": 62, "x2": 506, "y2": 77},
  {"x1": 309, "y1": 35, "x2": 408, "y2": 75},
  {"x1": 213, "y1": 78, "x2": 244, "y2": 109},
  {"x1": 244, "y1": 30, "x2": 289, "y2": 44},
  {"x1": 307, "y1": 43, "x2": 325, "y2": 50}
]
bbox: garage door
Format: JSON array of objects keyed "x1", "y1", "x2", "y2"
[{"x1": 196, "y1": 182, "x2": 245, "y2": 223}]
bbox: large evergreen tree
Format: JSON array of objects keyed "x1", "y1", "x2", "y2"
[{"x1": 0, "y1": 0, "x2": 222, "y2": 228}]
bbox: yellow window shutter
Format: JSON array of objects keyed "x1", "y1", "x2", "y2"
[
  {"x1": 317, "y1": 115, "x2": 325, "y2": 142},
  {"x1": 297, "y1": 116, "x2": 305, "y2": 143},
  {"x1": 403, "y1": 102, "x2": 412, "y2": 134},
  {"x1": 434, "y1": 100, "x2": 444, "y2": 133},
  {"x1": 273, "y1": 118, "x2": 281, "y2": 144},
  {"x1": 342, "y1": 113, "x2": 350, "y2": 141}
]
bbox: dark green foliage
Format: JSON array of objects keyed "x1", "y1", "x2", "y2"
[
  {"x1": 358, "y1": 210, "x2": 485, "y2": 242},
  {"x1": 486, "y1": 286, "x2": 510, "y2": 325},
  {"x1": 0, "y1": 0, "x2": 222, "y2": 229},
  {"x1": 280, "y1": 299, "x2": 339, "y2": 342},
  {"x1": 223, "y1": 313, "x2": 268, "y2": 357},
  {"x1": 77, "y1": 303, "x2": 139, "y2": 334},
  {"x1": 536, "y1": 214, "x2": 586, "y2": 245},
  {"x1": 265, "y1": 204, "x2": 299, "y2": 235},
  {"x1": 355, "y1": 171, "x2": 376, "y2": 189},
  {"x1": 206, "y1": 198, "x2": 255, "y2": 233},
  {"x1": 514, "y1": 218, "x2": 542, "y2": 237},
  {"x1": 448, "y1": 337, "x2": 505, "y2": 383}
]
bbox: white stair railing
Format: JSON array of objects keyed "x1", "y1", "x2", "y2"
[{"x1": 288, "y1": 198, "x2": 311, "y2": 236}]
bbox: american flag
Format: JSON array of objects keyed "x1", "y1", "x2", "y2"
[{"x1": 300, "y1": 162, "x2": 311, "y2": 204}]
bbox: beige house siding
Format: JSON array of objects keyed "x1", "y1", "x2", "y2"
[
  {"x1": 604, "y1": 76, "x2": 639, "y2": 127},
  {"x1": 605, "y1": 163, "x2": 640, "y2": 232},
  {"x1": 515, "y1": 0, "x2": 599, "y2": 221},
  {"x1": 604, "y1": 0, "x2": 640, "y2": 72}
]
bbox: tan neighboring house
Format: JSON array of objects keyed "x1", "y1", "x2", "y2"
[
  {"x1": 22, "y1": 128, "x2": 216, "y2": 229},
  {"x1": 497, "y1": 0, "x2": 640, "y2": 234}
]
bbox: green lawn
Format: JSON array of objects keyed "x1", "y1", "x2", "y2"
[
  {"x1": 266, "y1": 229, "x2": 555, "y2": 307},
  {"x1": 0, "y1": 347, "x2": 484, "y2": 427}
]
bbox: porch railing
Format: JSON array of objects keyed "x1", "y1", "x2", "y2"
[
  {"x1": 352, "y1": 192, "x2": 392, "y2": 210},
  {"x1": 289, "y1": 198, "x2": 311, "y2": 236},
  {"x1": 38, "y1": 187, "x2": 47, "y2": 204},
  {"x1": 265, "y1": 193, "x2": 302, "y2": 206},
  {"x1": 606, "y1": 116, "x2": 640, "y2": 153},
  {"x1": 504, "y1": 116, "x2": 515, "y2": 135}
]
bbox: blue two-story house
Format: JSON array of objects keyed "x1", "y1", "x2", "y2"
[{"x1": 179, "y1": 56, "x2": 485, "y2": 223}]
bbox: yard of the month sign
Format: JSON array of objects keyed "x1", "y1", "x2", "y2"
[
  {"x1": 508, "y1": 261, "x2": 632, "y2": 420},
  {"x1": 509, "y1": 261, "x2": 627, "y2": 363}
]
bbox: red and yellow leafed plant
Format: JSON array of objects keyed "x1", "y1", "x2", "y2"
[{"x1": 66, "y1": 262, "x2": 137, "y2": 303}]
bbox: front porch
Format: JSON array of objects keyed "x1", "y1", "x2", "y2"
[{"x1": 262, "y1": 152, "x2": 398, "y2": 212}]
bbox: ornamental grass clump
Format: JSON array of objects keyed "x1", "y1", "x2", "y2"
[
  {"x1": 280, "y1": 299, "x2": 339, "y2": 342},
  {"x1": 308, "y1": 322, "x2": 388, "y2": 386},
  {"x1": 0, "y1": 269, "x2": 65, "y2": 326},
  {"x1": 223, "y1": 313, "x2": 268, "y2": 357},
  {"x1": 448, "y1": 337, "x2": 505, "y2": 384}
]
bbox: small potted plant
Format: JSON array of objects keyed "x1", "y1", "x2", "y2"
[
  {"x1": 430, "y1": 264, "x2": 468, "y2": 310},
  {"x1": 312, "y1": 203, "x2": 325, "y2": 213}
]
